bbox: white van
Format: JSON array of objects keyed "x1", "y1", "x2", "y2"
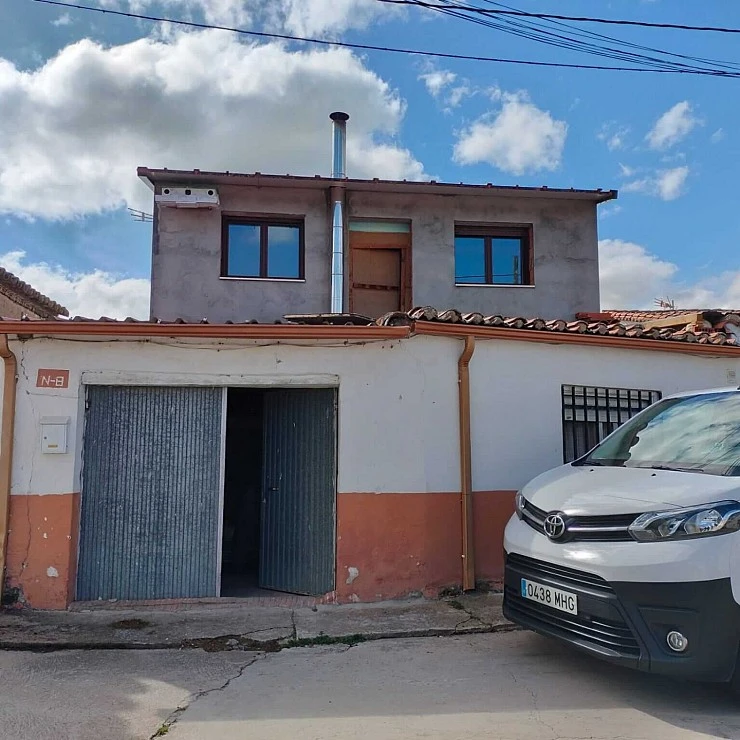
[{"x1": 503, "y1": 387, "x2": 740, "y2": 686}]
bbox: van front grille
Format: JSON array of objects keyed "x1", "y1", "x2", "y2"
[{"x1": 520, "y1": 498, "x2": 638, "y2": 543}]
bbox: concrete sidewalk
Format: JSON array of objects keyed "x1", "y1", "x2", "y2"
[{"x1": 0, "y1": 592, "x2": 513, "y2": 651}]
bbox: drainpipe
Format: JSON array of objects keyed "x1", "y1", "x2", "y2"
[
  {"x1": 458, "y1": 336, "x2": 476, "y2": 591},
  {"x1": 329, "y1": 112, "x2": 349, "y2": 314},
  {"x1": 0, "y1": 335, "x2": 17, "y2": 595}
]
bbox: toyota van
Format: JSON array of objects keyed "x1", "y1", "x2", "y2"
[{"x1": 503, "y1": 387, "x2": 740, "y2": 686}]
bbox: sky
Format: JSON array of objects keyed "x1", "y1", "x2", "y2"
[{"x1": 1, "y1": 0, "x2": 740, "y2": 318}]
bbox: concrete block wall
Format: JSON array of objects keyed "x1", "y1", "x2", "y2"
[{"x1": 151, "y1": 184, "x2": 601, "y2": 323}]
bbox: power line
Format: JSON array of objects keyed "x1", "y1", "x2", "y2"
[
  {"x1": 377, "y1": 0, "x2": 740, "y2": 34},
  {"x1": 29, "y1": 0, "x2": 740, "y2": 77},
  {"x1": 474, "y1": 0, "x2": 740, "y2": 72},
  {"x1": 401, "y1": 0, "x2": 740, "y2": 76}
]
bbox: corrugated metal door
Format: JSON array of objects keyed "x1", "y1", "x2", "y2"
[
  {"x1": 260, "y1": 388, "x2": 337, "y2": 595},
  {"x1": 77, "y1": 386, "x2": 224, "y2": 601}
]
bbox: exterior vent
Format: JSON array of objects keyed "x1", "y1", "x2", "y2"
[{"x1": 155, "y1": 186, "x2": 220, "y2": 209}]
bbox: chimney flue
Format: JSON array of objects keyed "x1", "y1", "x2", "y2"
[
  {"x1": 330, "y1": 111, "x2": 349, "y2": 179},
  {"x1": 329, "y1": 112, "x2": 349, "y2": 314}
]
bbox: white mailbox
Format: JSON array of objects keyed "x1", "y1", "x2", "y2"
[{"x1": 41, "y1": 417, "x2": 69, "y2": 455}]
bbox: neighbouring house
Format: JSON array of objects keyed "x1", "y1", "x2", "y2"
[
  {"x1": 0, "y1": 266, "x2": 68, "y2": 320},
  {"x1": 2, "y1": 113, "x2": 739, "y2": 611},
  {"x1": 599, "y1": 309, "x2": 740, "y2": 344},
  {"x1": 140, "y1": 113, "x2": 616, "y2": 324}
]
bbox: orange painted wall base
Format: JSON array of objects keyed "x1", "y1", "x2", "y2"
[
  {"x1": 4, "y1": 493, "x2": 79, "y2": 609},
  {"x1": 4, "y1": 490, "x2": 515, "y2": 609},
  {"x1": 336, "y1": 491, "x2": 515, "y2": 603}
]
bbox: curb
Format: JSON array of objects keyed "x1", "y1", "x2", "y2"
[{"x1": 0, "y1": 621, "x2": 520, "y2": 653}]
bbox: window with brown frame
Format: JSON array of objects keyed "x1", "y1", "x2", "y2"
[
  {"x1": 454, "y1": 224, "x2": 533, "y2": 286},
  {"x1": 222, "y1": 217, "x2": 304, "y2": 280}
]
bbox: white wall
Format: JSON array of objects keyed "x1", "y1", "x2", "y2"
[
  {"x1": 9, "y1": 336, "x2": 461, "y2": 497},
  {"x1": 470, "y1": 339, "x2": 740, "y2": 491},
  {"x1": 8, "y1": 334, "x2": 740, "y2": 498}
]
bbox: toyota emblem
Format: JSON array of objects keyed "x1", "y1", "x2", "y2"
[{"x1": 543, "y1": 513, "x2": 567, "y2": 541}]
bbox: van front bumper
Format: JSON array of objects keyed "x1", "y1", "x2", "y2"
[{"x1": 504, "y1": 551, "x2": 740, "y2": 682}]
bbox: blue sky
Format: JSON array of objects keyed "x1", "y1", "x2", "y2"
[{"x1": 1, "y1": 0, "x2": 739, "y2": 317}]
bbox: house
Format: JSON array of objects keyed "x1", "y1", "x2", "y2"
[
  {"x1": 600, "y1": 309, "x2": 740, "y2": 343},
  {"x1": 0, "y1": 266, "x2": 67, "y2": 320},
  {"x1": 2, "y1": 113, "x2": 738, "y2": 611},
  {"x1": 140, "y1": 113, "x2": 616, "y2": 324}
]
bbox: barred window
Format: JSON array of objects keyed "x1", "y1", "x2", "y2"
[{"x1": 562, "y1": 385, "x2": 662, "y2": 463}]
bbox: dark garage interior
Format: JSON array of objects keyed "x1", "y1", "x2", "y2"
[{"x1": 221, "y1": 388, "x2": 264, "y2": 596}]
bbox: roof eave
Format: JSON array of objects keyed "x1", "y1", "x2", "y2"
[
  {"x1": 0, "y1": 321, "x2": 410, "y2": 341},
  {"x1": 137, "y1": 167, "x2": 617, "y2": 203}
]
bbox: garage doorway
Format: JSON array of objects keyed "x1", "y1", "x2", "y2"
[
  {"x1": 78, "y1": 384, "x2": 337, "y2": 603},
  {"x1": 221, "y1": 387, "x2": 337, "y2": 597}
]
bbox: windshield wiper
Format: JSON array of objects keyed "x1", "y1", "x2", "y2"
[
  {"x1": 638, "y1": 464, "x2": 707, "y2": 474},
  {"x1": 573, "y1": 459, "x2": 624, "y2": 467}
]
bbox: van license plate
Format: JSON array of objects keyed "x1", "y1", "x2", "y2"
[{"x1": 521, "y1": 579, "x2": 578, "y2": 615}]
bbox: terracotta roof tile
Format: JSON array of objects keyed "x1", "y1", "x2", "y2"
[
  {"x1": 377, "y1": 307, "x2": 739, "y2": 346},
  {"x1": 604, "y1": 308, "x2": 740, "y2": 325},
  {"x1": 2, "y1": 307, "x2": 738, "y2": 349},
  {"x1": 0, "y1": 267, "x2": 68, "y2": 318}
]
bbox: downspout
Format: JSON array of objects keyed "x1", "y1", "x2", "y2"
[
  {"x1": 329, "y1": 111, "x2": 349, "y2": 314},
  {"x1": 0, "y1": 335, "x2": 17, "y2": 596},
  {"x1": 458, "y1": 335, "x2": 476, "y2": 591}
]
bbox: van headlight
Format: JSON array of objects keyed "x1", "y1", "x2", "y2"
[{"x1": 629, "y1": 501, "x2": 740, "y2": 542}]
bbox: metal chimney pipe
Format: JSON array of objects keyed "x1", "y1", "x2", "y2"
[
  {"x1": 329, "y1": 112, "x2": 349, "y2": 313},
  {"x1": 330, "y1": 111, "x2": 349, "y2": 179}
]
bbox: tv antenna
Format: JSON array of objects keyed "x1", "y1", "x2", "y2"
[
  {"x1": 128, "y1": 208, "x2": 153, "y2": 222},
  {"x1": 654, "y1": 297, "x2": 676, "y2": 310}
]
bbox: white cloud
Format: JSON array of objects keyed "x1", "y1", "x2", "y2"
[
  {"x1": 646, "y1": 101, "x2": 699, "y2": 150},
  {"x1": 52, "y1": 13, "x2": 72, "y2": 26},
  {"x1": 446, "y1": 85, "x2": 471, "y2": 108},
  {"x1": 453, "y1": 90, "x2": 568, "y2": 175},
  {"x1": 598, "y1": 203, "x2": 622, "y2": 219},
  {"x1": 419, "y1": 70, "x2": 456, "y2": 97},
  {"x1": 0, "y1": 31, "x2": 425, "y2": 219},
  {"x1": 96, "y1": 0, "x2": 394, "y2": 35},
  {"x1": 600, "y1": 239, "x2": 740, "y2": 310},
  {"x1": 597, "y1": 123, "x2": 629, "y2": 151},
  {"x1": 277, "y1": 0, "x2": 397, "y2": 35},
  {"x1": 623, "y1": 166, "x2": 689, "y2": 201},
  {"x1": 419, "y1": 68, "x2": 473, "y2": 109},
  {"x1": 655, "y1": 166, "x2": 690, "y2": 200},
  {"x1": 711, "y1": 128, "x2": 725, "y2": 144},
  {"x1": 0, "y1": 251, "x2": 150, "y2": 319}
]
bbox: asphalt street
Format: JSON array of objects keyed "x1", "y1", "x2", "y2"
[{"x1": 1, "y1": 632, "x2": 739, "y2": 739}]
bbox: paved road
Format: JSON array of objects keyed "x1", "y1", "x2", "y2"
[{"x1": 1, "y1": 633, "x2": 739, "y2": 739}]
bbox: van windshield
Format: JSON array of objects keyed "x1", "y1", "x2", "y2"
[{"x1": 577, "y1": 391, "x2": 740, "y2": 477}]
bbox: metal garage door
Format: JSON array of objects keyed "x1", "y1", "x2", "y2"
[
  {"x1": 77, "y1": 386, "x2": 223, "y2": 601},
  {"x1": 260, "y1": 388, "x2": 337, "y2": 595}
]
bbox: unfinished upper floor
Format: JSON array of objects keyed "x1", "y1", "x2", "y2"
[{"x1": 141, "y1": 116, "x2": 615, "y2": 324}]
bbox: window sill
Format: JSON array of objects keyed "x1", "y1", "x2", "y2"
[
  {"x1": 454, "y1": 283, "x2": 535, "y2": 289},
  {"x1": 220, "y1": 277, "x2": 306, "y2": 283}
]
